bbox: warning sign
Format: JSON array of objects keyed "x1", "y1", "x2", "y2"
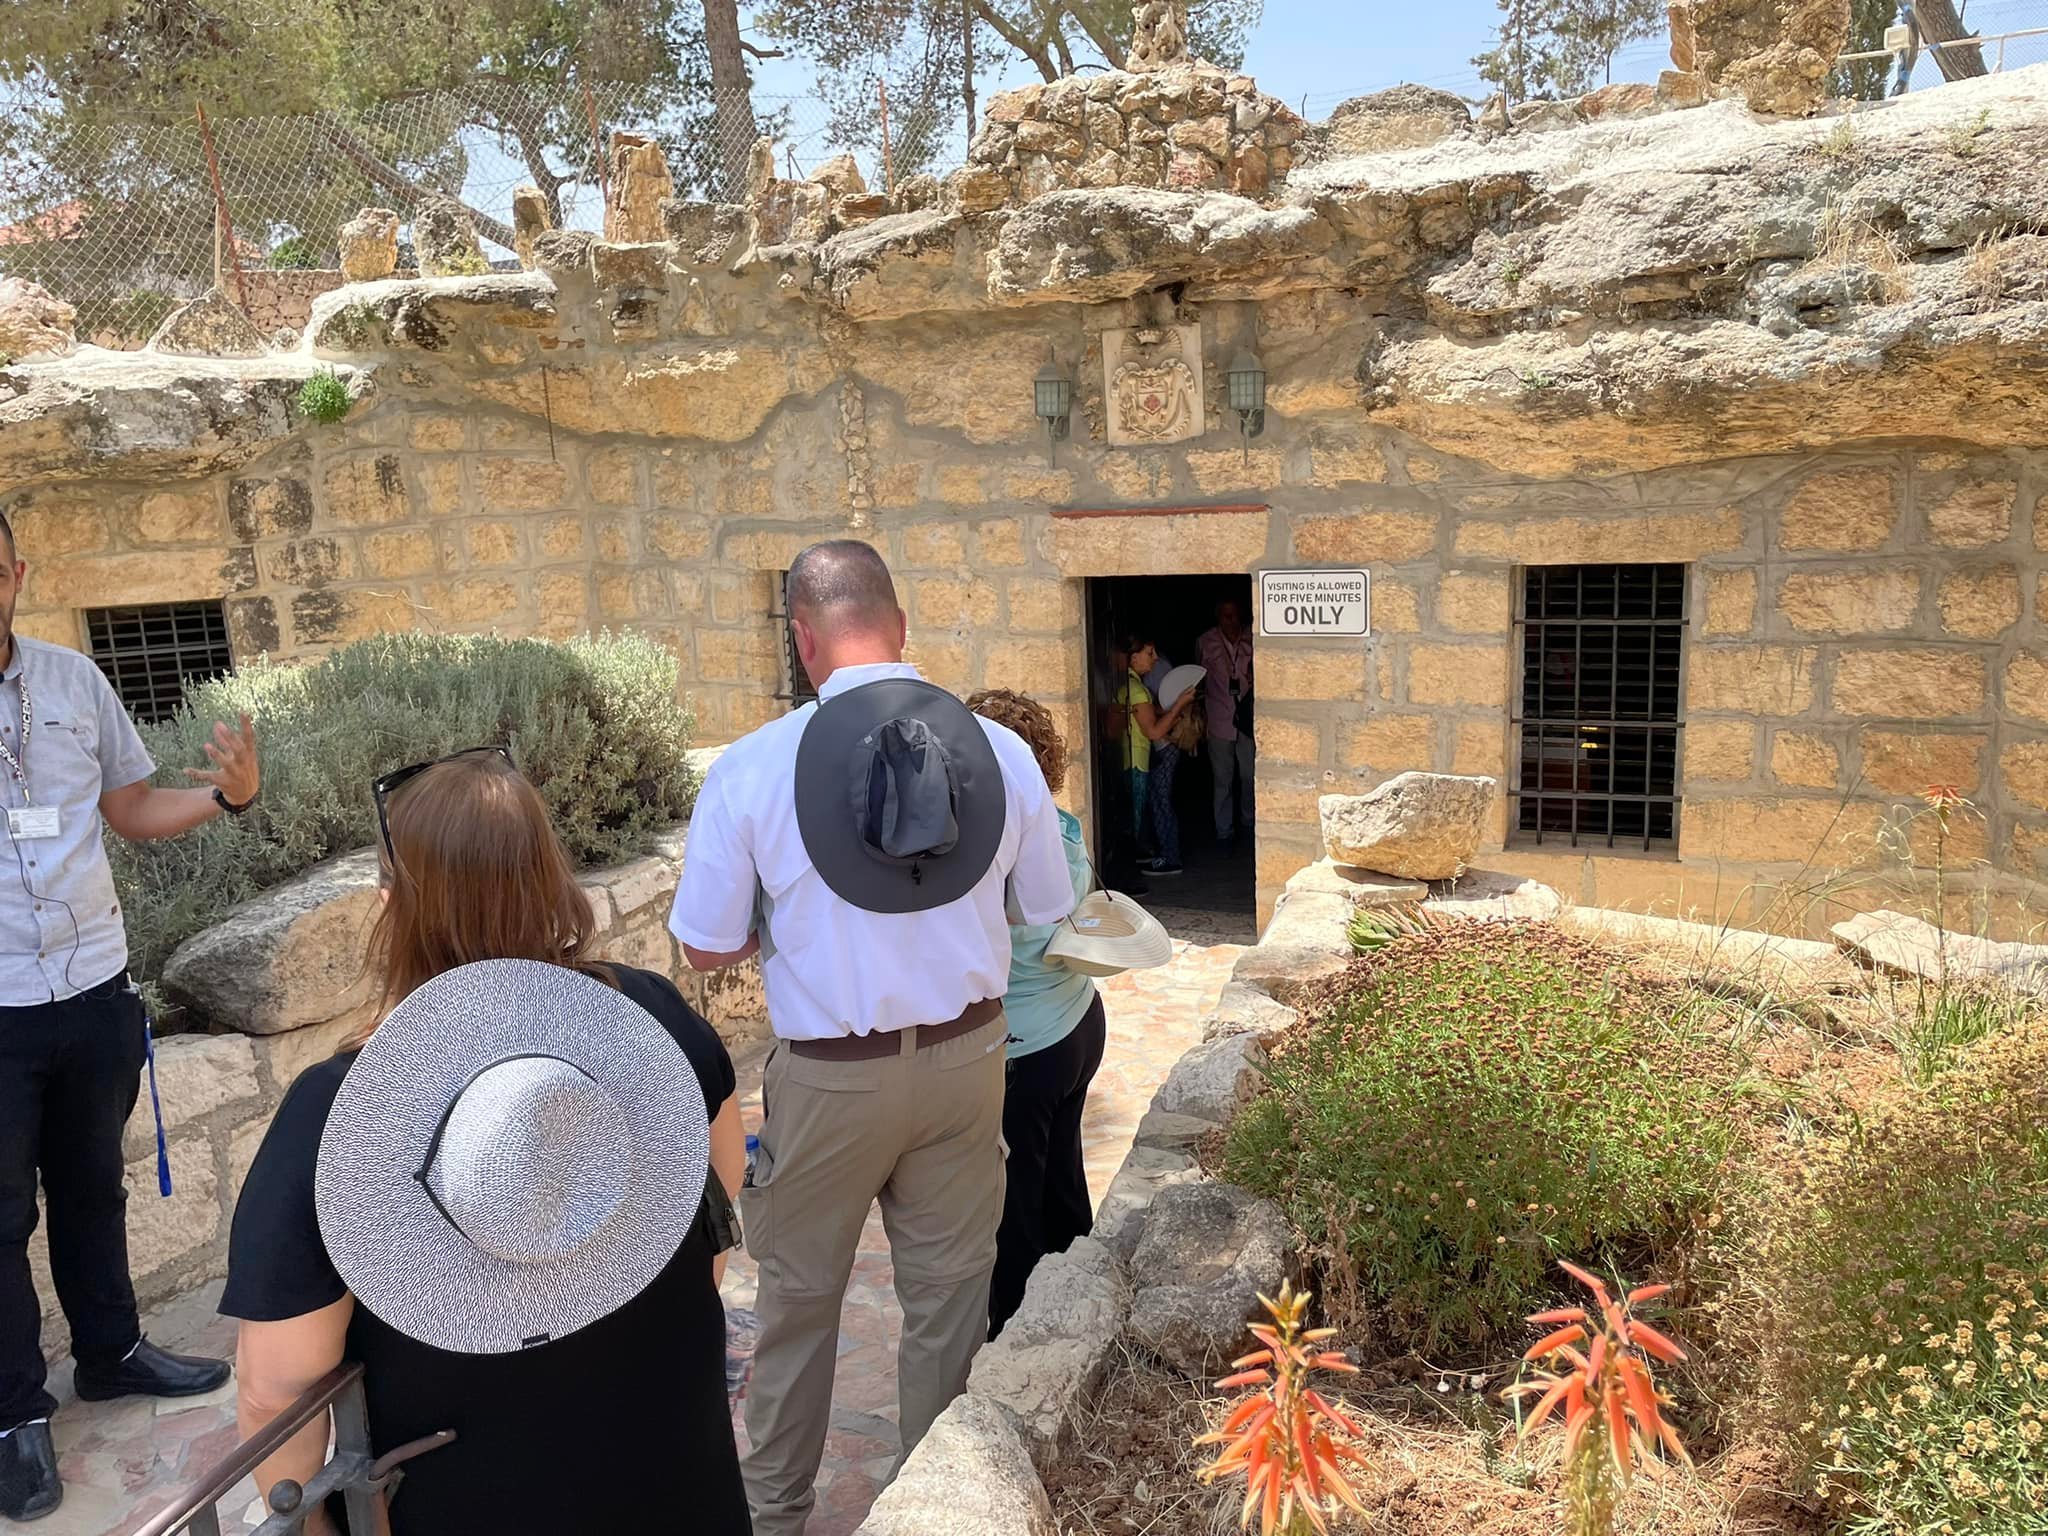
[{"x1": 1258, "y1": 569, "x2": 1370, "y2": 637}]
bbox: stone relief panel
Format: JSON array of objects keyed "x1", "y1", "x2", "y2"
[{"x1": 1103, "y1": 323, "x2": 1205, "y2": 448}]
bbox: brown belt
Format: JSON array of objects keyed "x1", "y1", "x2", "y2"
[{"x1": 788, "y1": 997, "x2": 1004, "y2": 1061}]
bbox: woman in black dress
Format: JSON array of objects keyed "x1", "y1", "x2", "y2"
[{"x1": 220, "y1": 747, "x2": 750, "y2": 1535}]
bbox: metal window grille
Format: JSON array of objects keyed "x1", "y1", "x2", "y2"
[
  {"x1": 84, "y1": 601, "x2": 234, "y2": 724},
  {"x1": 1511, "y1": 563, "x2": 1686, "y2": 852},
  {"x1": 772, "y1": 573, "x2": 817, "y2": 709}
]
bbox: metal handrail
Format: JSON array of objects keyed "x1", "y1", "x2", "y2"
[
  {"x1": 132, "y1": 1362, "x2": 453, "y2": 1536},
  {"x1": 1836, "y1": 25, "x2": 2048, "y2": 68}
]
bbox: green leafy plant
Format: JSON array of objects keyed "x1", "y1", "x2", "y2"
[
  {"x1": 1513, "y1": 1262, "x2": 1694, "y2": 1536},
  {"x1": 296, "y1": 368, "x2": 353, "y2": 424},
  {"x1": 1346, "y1": 902, "x2": 1456, "y2": 953},
  {"x1": 1223, "y1": 926, "x2": 1746, "y2": 1352},
  {"x1": 1193, "y1": 1282, "x2": 1369, "y2": 1535},
  {"x1": 268, "y1": 234, "x2": 324, "y2": 269},
  {"x1": 1742, "y1": 1015, "x2": 2048, "y2": 1534},
  {"x1": 111, "y1": 632, "x2": 698, "y2": 1010}
]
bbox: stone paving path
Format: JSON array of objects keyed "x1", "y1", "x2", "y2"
[{"x1": 22, "y1": 940, "x2": 1239, "y2": 1536}]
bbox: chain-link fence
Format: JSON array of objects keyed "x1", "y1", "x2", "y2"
[{"x1": 0, "y1": 74, "x2": 968, "y2": 347}]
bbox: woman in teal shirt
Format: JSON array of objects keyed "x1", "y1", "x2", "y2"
[{"x1": 967, "y1": 688, "x2": 1107, "y2": 1337}]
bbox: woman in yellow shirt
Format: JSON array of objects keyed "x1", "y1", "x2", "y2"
[{"x1": 1119, "y1": 635, "x2": 1193, "y2": 864}]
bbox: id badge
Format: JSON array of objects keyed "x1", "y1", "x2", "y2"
[{"x1": 7, "y1": 805, "x2": 60, "y2": 840}]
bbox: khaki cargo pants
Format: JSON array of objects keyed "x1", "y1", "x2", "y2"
[{"x1": 738, "y1": 1015, "x2": 1008, "y2": 1536}]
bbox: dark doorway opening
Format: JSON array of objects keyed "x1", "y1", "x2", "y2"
[{"x1": 1086, "y1": 574, "x2": 1257, "y2": 944}]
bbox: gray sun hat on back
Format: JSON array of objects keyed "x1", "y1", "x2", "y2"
[
  {"x1": 314, "y1": 959, "x2": 710, "y2": 1355},
  {"x1": 794, "y1": 676, "x2": 1008, "y2": 914}
]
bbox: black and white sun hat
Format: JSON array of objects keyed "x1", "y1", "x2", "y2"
[{"x1": 314, "y1": 959, "x2": 710, "y2": 1355}]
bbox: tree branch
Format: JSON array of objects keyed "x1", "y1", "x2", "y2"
[
  {"x1": 739, "y1": 41, "x2": 787, "y2": 60},
  {"x1": 973, "y1": 0, "x2": 1060, "y2": 81},
  {"x1": 1063, "y1": 0, "x2": 1126, "y2": 69},
  {"x1": 322, "y1": 113, "x2": 517, "y2": 251}
]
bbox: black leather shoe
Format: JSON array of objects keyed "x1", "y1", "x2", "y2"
[
  {"x1": 72, "y1": 1339, "x2": 231, "y2": 1403},
  {"x1": 0, "y1": 1419, "x2": 62, "y2": 1522}
]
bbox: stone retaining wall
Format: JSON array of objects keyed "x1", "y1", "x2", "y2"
[{"x1": 33, "y1": 819, "x2": 765, "y2": 1359}]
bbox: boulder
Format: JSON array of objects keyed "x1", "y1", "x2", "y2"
[
  {"x1": 607, "y1": 133, "x2": 676, "y2": 244},
  {"x1": 589, "y1": 241, "x2": 669, "y2": 291},
  {"x1": 1427, "y1": 868, "x2": 1564, "y2": 921},
  {"x1": 147, "y1": 288, "x2": 269, "y2": 359},
  {"x1": 895, "y1": 172, "x2": 942, "y2": 212},
  {"x1": 854, "y1": 1394, "x2": 1054, "y2": 1536},
  {"x1": 967, "y1": 1237, "x2": 1123, "y2": 1462},
  {"x1": 160, "y1": 849, "x2": 382, "y2": 1036},
  {"x1": 1509, "y1": 99, "x2": 1583, "y2": 133},
  {"x1": 412, "y1": 194, "x2": 486, "y2": 277},
  {"x1": 337, "y1": 207, "x2": 400, "y2": 283},
  {"x1": 1315, "y1": 85, "x2": 1472, "y2": 158},
  {"x1": 1320, "y1": 772, "x2": 1496, "y2": 880},
  {"x1": 808, "y1": 152, "x2": 868, "y2": 199},
  {"x1": 1200, "y1": 979, "x2": 1301, "y2": 1043},
  {"x1": 663, "y1": 200, "x2": 747, "y2": 265},
  {"x1": 1128, "y1": 1182, "x2": 1293, "y2": 1376},
  {"x1": 510, "y1": 185, "x2": 553, "y2": 270},
  {"x1": 0, "y1": 277, "x2": 77, "y2": 361},
  {"x1": 1669, "y1": 0, "x2": 1852, "y2": 117},
  {"x1": 1563, "y1": 906, "x2": 1864, "y2": 995},
  {"x1": 1579, "y1": 81, "x2": 1661, "y2": 120},
  {"x1": 1151, "y1": 1032, "x2": 1267, "y2": 1124},
  {"x1": 1830, "y1": 909, "x2": 2048, "y2": 995},
  {"x1": 1092, "y1": 1143, "x2": 1203, "y2": 1260},
  {"x1": 756, "y1": 178, "x2": 833, "y2": 247}
]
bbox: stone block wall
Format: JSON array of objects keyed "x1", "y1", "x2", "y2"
[
  {"x1": 240, "y1": 269, "x2": 355, "y2": 337},
  {"x1": 33, "y1": 827, "x2": 764, "y2": 1359}
]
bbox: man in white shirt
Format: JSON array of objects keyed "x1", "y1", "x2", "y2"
[{"x1": 670, "y1": 541, "x2": 1075, "y2": 1536}]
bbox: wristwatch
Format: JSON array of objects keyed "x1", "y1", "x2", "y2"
[{"x1": 213, "y1": 788, "x2": 257, "y2": 817}]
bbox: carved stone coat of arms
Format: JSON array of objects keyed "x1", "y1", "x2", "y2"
[{"x1": 1102, "y1": 323, "x2": 1204, "y2": 448}]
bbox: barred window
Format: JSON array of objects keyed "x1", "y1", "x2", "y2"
[
  {"x1": 774, "y1": 572, "x2": 817, "y2": 708},
  {"x1": 85, "y1": 601, "x2": 234, "y2": 725},
  {"x1": 1511, "y1": 564, "x2": 1686, "y2": 852}
]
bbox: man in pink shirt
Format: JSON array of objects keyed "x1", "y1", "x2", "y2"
[{"x1": 1197, "y1": 598, "x2": 1254, "y2": 842}]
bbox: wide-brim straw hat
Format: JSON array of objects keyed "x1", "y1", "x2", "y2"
[
  {"x1": 1156, "y1": 663, "x2": 1208, "y2": 710},
  {"x1": 1046, "y1": 890, "x2": 1175, "y2": 977},
  {"x1": 314, "y1": 959, "x2": 709, "y2": 1355}
]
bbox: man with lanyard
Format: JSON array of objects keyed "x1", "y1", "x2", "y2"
[
  {"x1": 670, "y1": 540, "x2": 1074, "y2": 1536},
  {"x1": 1197, "y1": 597, "x2": 1256, "y2": 844},
  {"x1": 0, "y1": 513, "x2": 262, "y2": 1523}
]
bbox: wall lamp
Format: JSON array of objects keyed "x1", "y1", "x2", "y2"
[
  {"x1": 1226, "y1": 349, "x2": 1267, "y2": 462},
  {"x1": 1034, "y1": 357, "x2": 1073, "y2": 464}
]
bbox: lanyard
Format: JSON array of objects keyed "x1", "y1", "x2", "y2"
[
  {"x1": 0, "y1": 670, "x2": 30, "y2": 804},
  {"x1": 143, "y1": 1007, "x2": 173, "y2": 1196}
]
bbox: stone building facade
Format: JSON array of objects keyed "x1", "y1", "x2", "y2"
[{"x1": 5, "y1": 62, "x2": 2048, "y2": 937}]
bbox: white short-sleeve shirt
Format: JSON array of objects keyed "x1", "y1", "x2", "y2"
[{"x1": 668, "y1": 662, "x2": 1077, "y2": 1041}]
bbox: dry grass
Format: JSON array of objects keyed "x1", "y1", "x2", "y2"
[
  {"x1": 1966, "y1": 230, "x2": 2018, "y2": 313},
  {"x1": 1808, "y1": 199, "x2": 1912, "y2": 306},
  {"x1": 1048, "y1": 1352, "x2": 1820, "y2": 1536}
]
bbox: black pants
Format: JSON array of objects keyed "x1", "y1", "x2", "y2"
[
  {"x1": 989, "y1": 993, "x2": 1107, "y2": 1338},
  {"x1": 0, "y1": 973, "x2": 147, "y2": 1427}
]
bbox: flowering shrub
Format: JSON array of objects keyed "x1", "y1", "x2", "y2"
[
  {"x1": 1746, "y1": 1015, "x2": 2048, "y2": 1532},
  {"x1": 1193, "y1": 1283, "x2": 1369, "y2": 1535},
  {"x1": 1223, "y1": 926, "x2": 1745, "y2": 1352},
  {"x1": 1513, "y1": 1262, "x2": 1693, "y2": 1536}
]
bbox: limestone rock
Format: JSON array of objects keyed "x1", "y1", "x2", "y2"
[
  {"x1": 337, "y1": 207, "x2": 400, "y2": 283},
  {"x1": 412, "y1": 194, "x2": 487, "y2": 277},
  {"x1": 1200, "y1": 980, "x2": 1301, "y2": 1043},
  {"x1": 808, "y1": 152, "x2": 868, "y2": 199},
  {"x1": 895, "y1": 172, "x2": 942, "y2": 212},
  {"x1": 510, "y1": 185, "x2": 553, "y2": 270},
  {"x1": 1127, "y1": 1, "x2": 1191, "y2": 72},
  {"x1": 1129, "y1": 1183, "x2": 1293, "y2": 1376},
  {"x1": 590, "y1": 240, "x2": 669, "y2": 291},
  {"x1": 967, "y1": 1237, "x2": 1123, "y2": 1462},
  {"x1": 1151, "y1": 1033, "x2": 1267, "y2": 1124},
  {"x1": 1092, "y1": 1143, "x2": 1203, "y2": 1260},
  {"x1": 1831, "y1": 909, "x2": 2048, "y2": 995},
  {"x1": 608, "y1": 133, "x2": 676, "y2": 243},
  {"x1": 121, "y1": 1032, "x2": 262, "y2": 1161},
  {"x1": 1510, "y1": 99, "x2": 1583, "y2": 133},
  {"x1": 160, "y1": 849, "x2": 382, "y2": 1036},
  {"x1": 307, "y1": 273, "x2": 558, "y2": 361},
  {"x1": 1283, "y1": 858, "x2": 1428, "y2": 908},
  {"x1": 1320, "y1": 772, "x2": 1497, "y2": 880},
  {"x1": 1231, "y1": 891, "x2": 1352, "y2": 1003},
  {"x1": 744, "y1": 137, "x2": 777, "y2": 204},
  {"x1": 663, "y1": 200, "x2": 747, "y2": 265},
  {"x1": 528, "y1": 228, "x2": 596, "y2": 275},
  {"x1": 756, "y1": 178, "x2": 832, "y2": 247},
  {"x1": 1669, "y1": 0, "x2": 1852, "y2": 117},
  {"x1": 1561, "y1": 907, "x2": 1864, "y2": 994},
  {"x1": 1580, "y1": 81, "x2": 1661, "y2": 120},
  {"x1": 855, "y1": 1394, "x2": 1054, "y2": 1536},
  {"x1": 0, "y1": 277, "x2": 77, "y2": 361},
  {"x1": 1314, "y1": 85, "x2": 1472, "y2": 158},
  {"x1": 1427, "y1": 868, "x2": 1564, "y2": 921},
  {"x1": 147, "y1": 289, "x2": 269, "y2": 359}
]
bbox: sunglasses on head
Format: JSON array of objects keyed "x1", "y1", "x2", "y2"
[{"x1": 373, "y1": 744, "x2": 518, "y2": 862}]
